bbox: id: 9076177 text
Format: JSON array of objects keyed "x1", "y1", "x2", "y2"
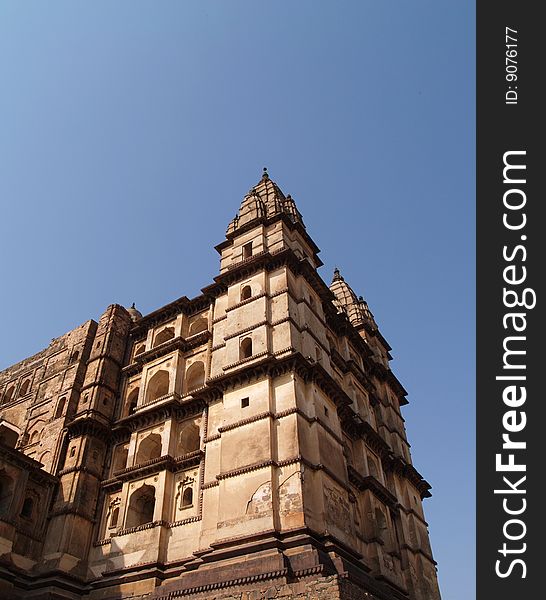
[{"x1": 505, "y1": 27, "x2": 518, "y2": 105}]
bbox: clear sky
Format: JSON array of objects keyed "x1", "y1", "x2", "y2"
[{"x1": 0, "y1": 2, "x2": 475, "y2": 599}]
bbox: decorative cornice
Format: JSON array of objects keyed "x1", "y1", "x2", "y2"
[
  {"x1": 57, "y1": 464, "x2": 102, "y2": 480},
  {"x1": 106, "y1": 450, "x2": 204, "y2": 483},
  {"x1": 122, "y1": 332, "x2": 211, "y2": 376},
  {"x1": 162, "y1": 568, "x2": 289, "y2": 599},
  {"x1": 221, "y1": 350, "x2": 269, "y2": 372},
  {"x1": 225, "y1": 291, "x2": 267, "y2": 313}
]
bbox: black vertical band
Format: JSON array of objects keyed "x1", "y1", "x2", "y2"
[{"x1": 477, "y1": 2, "x2": 543, "y2": 597}]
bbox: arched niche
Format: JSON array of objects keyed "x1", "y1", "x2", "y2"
[
  {"x1": 125, "y1": 387, "x2": 140, "y2": 416},
  {"x1": 153, "y1": 327, "x2": 175, "y2": 348},
  {"x1": 126, "y1": 484, "x2": 156, "y2": 528},
  {"x1": 182, "y1": 487, "x2": 193, "y2": 508},
  {"x1": 240, "y1": 337, "x2": 253, "y2": 360},
  {"x1": 145, "y1": 370, "x2": 170, "y2": 404},
  {"x1": 185, "y1": 361, "x2": 205, "y2": 393},
  {"x1": 112, "y1": 444, "x2": 129, "y2": 473},
  {"x1": 178, "y1": 422, "x2": 200, "y2": 456},
  {"x1": 55, "y1": 396, "x2": 66, "y2": 419},
  {"x1": 188, "y1": 317, "x2": 208, "y2": 337},
  {"x1": 240, "y1": 285, "x2": 252, "y2": 301},
  {"x1": 19, "y1": 379, "x2": 31, "y2": 397},
  {"x1": 135, "y1": 432, "x2": 162, "y2": 464}
]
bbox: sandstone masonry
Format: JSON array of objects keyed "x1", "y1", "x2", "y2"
[{"x1": 0, "y1": 171, "x2": 441, "y2": 600}]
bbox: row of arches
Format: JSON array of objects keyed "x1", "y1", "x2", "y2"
[
  {"x1": 133, "y1": 422, "x2": 200, "y2": 465},
  {"x1": 129, "y1": 338, "x2": 255, "y2": 414},
  {"x1": 112, "y1": 421, "x2": 200, "y2": 474},
  {"x1": 109, "y1": 481, "x2": 195, "y2": 531},
  {"x1": 132, "y1": 318, "x2": 209, "y2": 359},
  {"x1": 1, "y1": 377, "x2": 32, "y2": 404},
  {"x1": 124, "y1": 361, "x2": 207, "y2": 416},
  {"x1": 0, "y1": 472, "x2": 39, "y2": 524}
]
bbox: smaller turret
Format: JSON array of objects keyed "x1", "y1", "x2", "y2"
[{"x1": 330, "y1": 268, "x2": 377, "y2": 331}]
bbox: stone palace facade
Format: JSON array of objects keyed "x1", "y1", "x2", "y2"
[{"x1": 0, "y1": 170, "x2": 441, "y2": 600}]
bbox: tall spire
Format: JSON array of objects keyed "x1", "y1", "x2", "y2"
[{"x1": 227, "y1": 169, "x2": 304, "y2": 235}]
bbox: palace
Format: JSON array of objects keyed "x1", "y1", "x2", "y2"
[{"x1": 0, "y1": 170, "x2": 441, "y2": 599}]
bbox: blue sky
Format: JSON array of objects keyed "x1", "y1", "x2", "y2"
[{"x1": 0, "y1": 2, "x2": 475, "y2": 598}]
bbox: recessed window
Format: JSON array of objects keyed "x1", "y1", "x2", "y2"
[
  {"x1": 241, "y1": 397, "x2": 250, "y2": 408},
  {"x1": 242, "y1": 242, "x2": 253, "y2": 260},
  {"x1": 20, "y1": 497, "x2": 34, "y2": 519},
  {"x1": 153, "y1": 327, "x2": 175, "y2": 348},
  {"x1": 109, "y1": 506, "x2": 120, "y2": 529},
  {"x1": 55, "y1": 397, "x2": 66, "y2": 419},
  {"x1": 182, "y1": 487, "x2": 193, "y2": 508},
  {"x1": 70, "y1": 447, "x2": 76, "y2": 457},
  {"x1": 240, "y1": 338, "x2": 253, "y2": 360},
  {"x1": 241, "y1": 285, "x2": 252, "y2": 301},
  {"x1": 126, "y1": 485, "x2": 155, "y2": 528}
]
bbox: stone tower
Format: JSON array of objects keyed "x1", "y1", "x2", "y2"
[{"x1": 0, "y1": 170, "x2": 441, "y2": 600}]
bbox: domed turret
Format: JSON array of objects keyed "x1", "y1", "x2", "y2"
[
  {"x1": 126, "y1": 302, "x2": 143, "y2": 322},
  {"x1": 330, "y1": 268, "x2": 377, "y2": 331}
]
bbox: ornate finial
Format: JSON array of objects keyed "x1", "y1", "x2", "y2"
[
  {"x1": 333, "y1": 268, "x2": 342, "y2": 281},
  {"x1": 131, "y1": 302, "x2": 136, "y2": 309},
  {"x1": 358, "y1": 296, "x2": 364, "y2": 303},
  {"x1": 262, "y1": 167, "x2": 269, "y2": 180}
]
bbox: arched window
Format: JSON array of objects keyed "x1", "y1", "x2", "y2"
[
  {"x1": 153, "y1": 327, "x2": 175, "y2": 348},
  {"x1": 69, "y1": 350, "x2": 79, "y2": 364},
  {"x1": 178, "y1": 422, "x2": 200, "y2": 455},
  {"x1": 55, "y1": 397, "x2": 66, "y2": 419},
  {"x1": 112, "y1": 444, "x2": 129, "y2": 473},
  {"x1": 134, "y1": 343, "x2": 145, "y2": 358},
  {"x1": 126, "y1": 485, "x2": 155, "y2": 528},
  {"x1": 110, "y1": 506, "x2": 119, "y2": 528},
  {"x1": 240, "y1": 337, "x2": 253, "y2": 360},
  {"x1": 29, "y1": 429, "x2": 40, "y2": 445},
  {"x1": 0, "y1": 472, "x2": 14, "y2": 516},
  {"x1": 135, "y1": 433, "x2": 162, "y2": 464},
  {"x1": 145, "y1": 370, "x2": 170, "y2": 403},
  {"x1": 125, "y1": 387, "x2": 139, "y2": 416},
  {"x1": 182, "y1": 487, "x2": 193, "y2": 508},
  {"x1": 19, "y1": 380, "x2": 30, "y2": 397},
  {"x1": 185, "y1": 361, "x2": 205, "y2": 392},
  {"x1": 188, "y1": 318, "x2": 207, "y2": 336},
  {"x1": 20, "y1": 497, "x2": 34, "y2": 519},
  {"x1": 3, "y1": 385, "x2": 16, "y2": 404},
  {"x1": 240, "y1": 285, "x2": 252, "y2": 301}
]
